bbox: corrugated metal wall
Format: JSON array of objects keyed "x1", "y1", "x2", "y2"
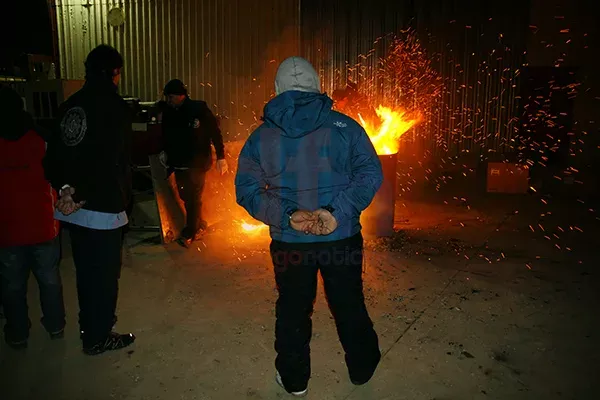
[
  {"x1": 54, "y1": 0, "x2": 299, "y2": 141},
  {"x1": 300, "y1": 0, "x2": 529, "y2": 157},
  {"x1": 54, "y1": 0, "x2": 529, "y2": 154},
  {"x1": 300, "y1": 0, "x2": 409, "y2": 98}
]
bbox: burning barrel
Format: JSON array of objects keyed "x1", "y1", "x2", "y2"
[
  {"x1": 361, "y1": 152, "x2": 398, "y2": 237},
  {"x1": 352, "y1": 105, "x2": 420, "y2": 237}
]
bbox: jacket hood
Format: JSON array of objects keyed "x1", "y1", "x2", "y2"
[
  {"x1": 264, "y1": 56, "x2": 332, "y2": 138},
  {"x1": 263, "y1": 91, "x2": 333, "y2": 138},
  {"x1": 274, "y1": 56, "x2": 321, "y2": 95}
]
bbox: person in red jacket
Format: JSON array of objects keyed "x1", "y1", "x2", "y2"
[{"x1": 0, "y1": 85, "x2": 66, "y2": 349}]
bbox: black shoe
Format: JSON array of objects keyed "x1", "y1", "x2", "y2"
[
  {"x1": 49, "y1": 329, "x2": 65, "y2": 340},
  {"x1": 193, "y1": 229, "x2": 207, "y2": 241},
  {"x1": 176, "y1": 237, "x2": 193, "y2": 248},
  {"x1": 351, "y1": 371, "x2": 378, "y2": 386},
  {"x1": 350, "y1": 366, "x2": 379, "y2": 386},
  {"x1": 180, "y1": 226, "x2": 194, "y2": 239},
  {"x1": 349, "y1": 354, "x2": 381, "y2": 385},
  {"x1": 5, "y1": 338, "x2": 28, "y2": 350},
  {"x1": 351, "y1": 377, "x2": 371, "y2": 386},
  {"x1": 83, "y1": 332, "x2": 136, "y2": 356}
]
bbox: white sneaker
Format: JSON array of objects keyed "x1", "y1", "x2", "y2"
[{"x1": 276, "y1": 370, "x2": 308, "y2": 397}]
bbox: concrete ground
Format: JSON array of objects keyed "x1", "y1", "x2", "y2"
[{"x1": 1, "y1": 184, "x2": 599, "y2": 400}]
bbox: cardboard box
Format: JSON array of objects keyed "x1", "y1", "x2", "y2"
[{"x1": 487, "y1": 162, "x2": 529, "y2": 193}]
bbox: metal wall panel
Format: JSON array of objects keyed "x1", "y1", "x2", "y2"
[
  {"x1": 54, "y1": 0, "x2": 528, "y2": 154},
  {"x1": 55, "y1": 0, "x2": 299, "y2": 141},
  {"x1": 299, "y1": 0, "x2": 529, "y2": 157}
]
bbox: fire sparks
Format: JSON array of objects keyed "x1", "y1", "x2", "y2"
[
  {"x1": 358, "y1": 106, "x2": 422, "y2": 155},
  {"x1": 207, "y1": 20, "x2": 594, "y2": 269},
  {"x1": 332, "y1": 31, "x2": 441, "y2": 156}
]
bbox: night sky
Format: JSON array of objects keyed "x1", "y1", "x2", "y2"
[{"x1": 0, "y1": 0, "x2": 53, "y2": 67}]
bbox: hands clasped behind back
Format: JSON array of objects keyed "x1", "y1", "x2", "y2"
[{"x1": 289, "y1": 209, "x2": 338, "y2": 236}]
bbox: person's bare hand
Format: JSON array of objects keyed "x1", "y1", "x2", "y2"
[
  {"x1": 309, "y1": 209, "x2": 338, "y2": 235},
  {"x1": 290, "y1": 210, "x2": 318, "y2": 234},
  {"x1": 56, "y1": 187, "x2": 85, "y2": 216}
]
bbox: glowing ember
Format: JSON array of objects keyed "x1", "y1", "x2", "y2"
[{"x1": 358, "y1": 106, "x2": 422, "y2": 155}]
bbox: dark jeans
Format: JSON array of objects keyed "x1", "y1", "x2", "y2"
[
  {"x1": 270, "y1": 233, "x2": 381, "y2": 392},
  {"x1": 68, "y1": 224, "x2": 123, "y2": 347},
  {"x1": 175, "y1": 169, "x2": 207, "y2": 239},
  {"x1": 0, "y1": 237, "x2": 65, "y2": 342}
]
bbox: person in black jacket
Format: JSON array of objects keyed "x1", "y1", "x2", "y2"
[
  {"x1": 158, "y1": 79, "x2": 227, "y2": 247},
  {"x1": 44, "y1": 45, "x2": 135, "y2": 355}
]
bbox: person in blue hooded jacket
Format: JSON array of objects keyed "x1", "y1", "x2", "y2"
[{"x1": 235, "y1": 56, "x2": 383, "y2": 397}]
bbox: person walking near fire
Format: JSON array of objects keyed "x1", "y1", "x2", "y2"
[
  {"x1": 157, "y1": 79, "x2": 227, "y2": 248},
  {"x1": 235, "y1": 56, "x2": 383, "y2": 396}
]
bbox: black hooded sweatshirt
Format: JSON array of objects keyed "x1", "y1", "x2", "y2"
[
  {"x1": 44, "y1": 76, "x2": 132, "y2": 213},
  {"x1": 158, "y1": 97, "x2": 225, "y2": 170}
]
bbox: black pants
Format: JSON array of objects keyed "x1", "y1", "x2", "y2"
[
  {"x1": 175, "y1": 169, "x2": 207, "y2": 239},
  {"x1": 68, "y1": 224, "x2": 123, "y2": 347},
  {"x1": 0, "y1": 237, "x2": 65, "y2": 342},
  {"x1": 270, "y1": 233, "x2": 381, "y2": 392}
]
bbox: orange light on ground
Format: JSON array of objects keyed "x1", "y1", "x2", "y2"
[{"x1": 358, "y1": 106, "x2": 421, "y2": 155}]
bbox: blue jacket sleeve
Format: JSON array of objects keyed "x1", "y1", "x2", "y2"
[
  {"x1": 235, "y1": 134, "x2": 298, "y2": 229},
  {"x1": 329, "y1": 127, "x2": 383, "y2": 223}
]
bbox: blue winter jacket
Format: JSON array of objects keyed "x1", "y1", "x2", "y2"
[{"x1": 235, "y1": 89, "x2": 383, "y2": 243}]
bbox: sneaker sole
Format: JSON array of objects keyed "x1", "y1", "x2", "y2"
[
  {"x1": 276, "y1": 372, "x2": 308, "y2": 397},
  {"x1": 6, "y1": 340, "x2": 28, "y2": 350},
  {"x1": 82, "y1": 342, "x2": 133, "y2": 356},
  {"x1": 83, "y1": 335, "x2": 135, "y2": 356},
  {"x1": 176, "y1": 238, "x2": 192, "y2": 248},
  {"x1": 50, "y1": 330, "x2": 65, "y2": 340}
]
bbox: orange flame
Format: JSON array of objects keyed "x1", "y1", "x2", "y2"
[
  {"x1": 359, "y1": 106, "x2": 421, "y2": 155},
  {"x1": 240, "y1": 220, "x2": 268, "y2": 233}
]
